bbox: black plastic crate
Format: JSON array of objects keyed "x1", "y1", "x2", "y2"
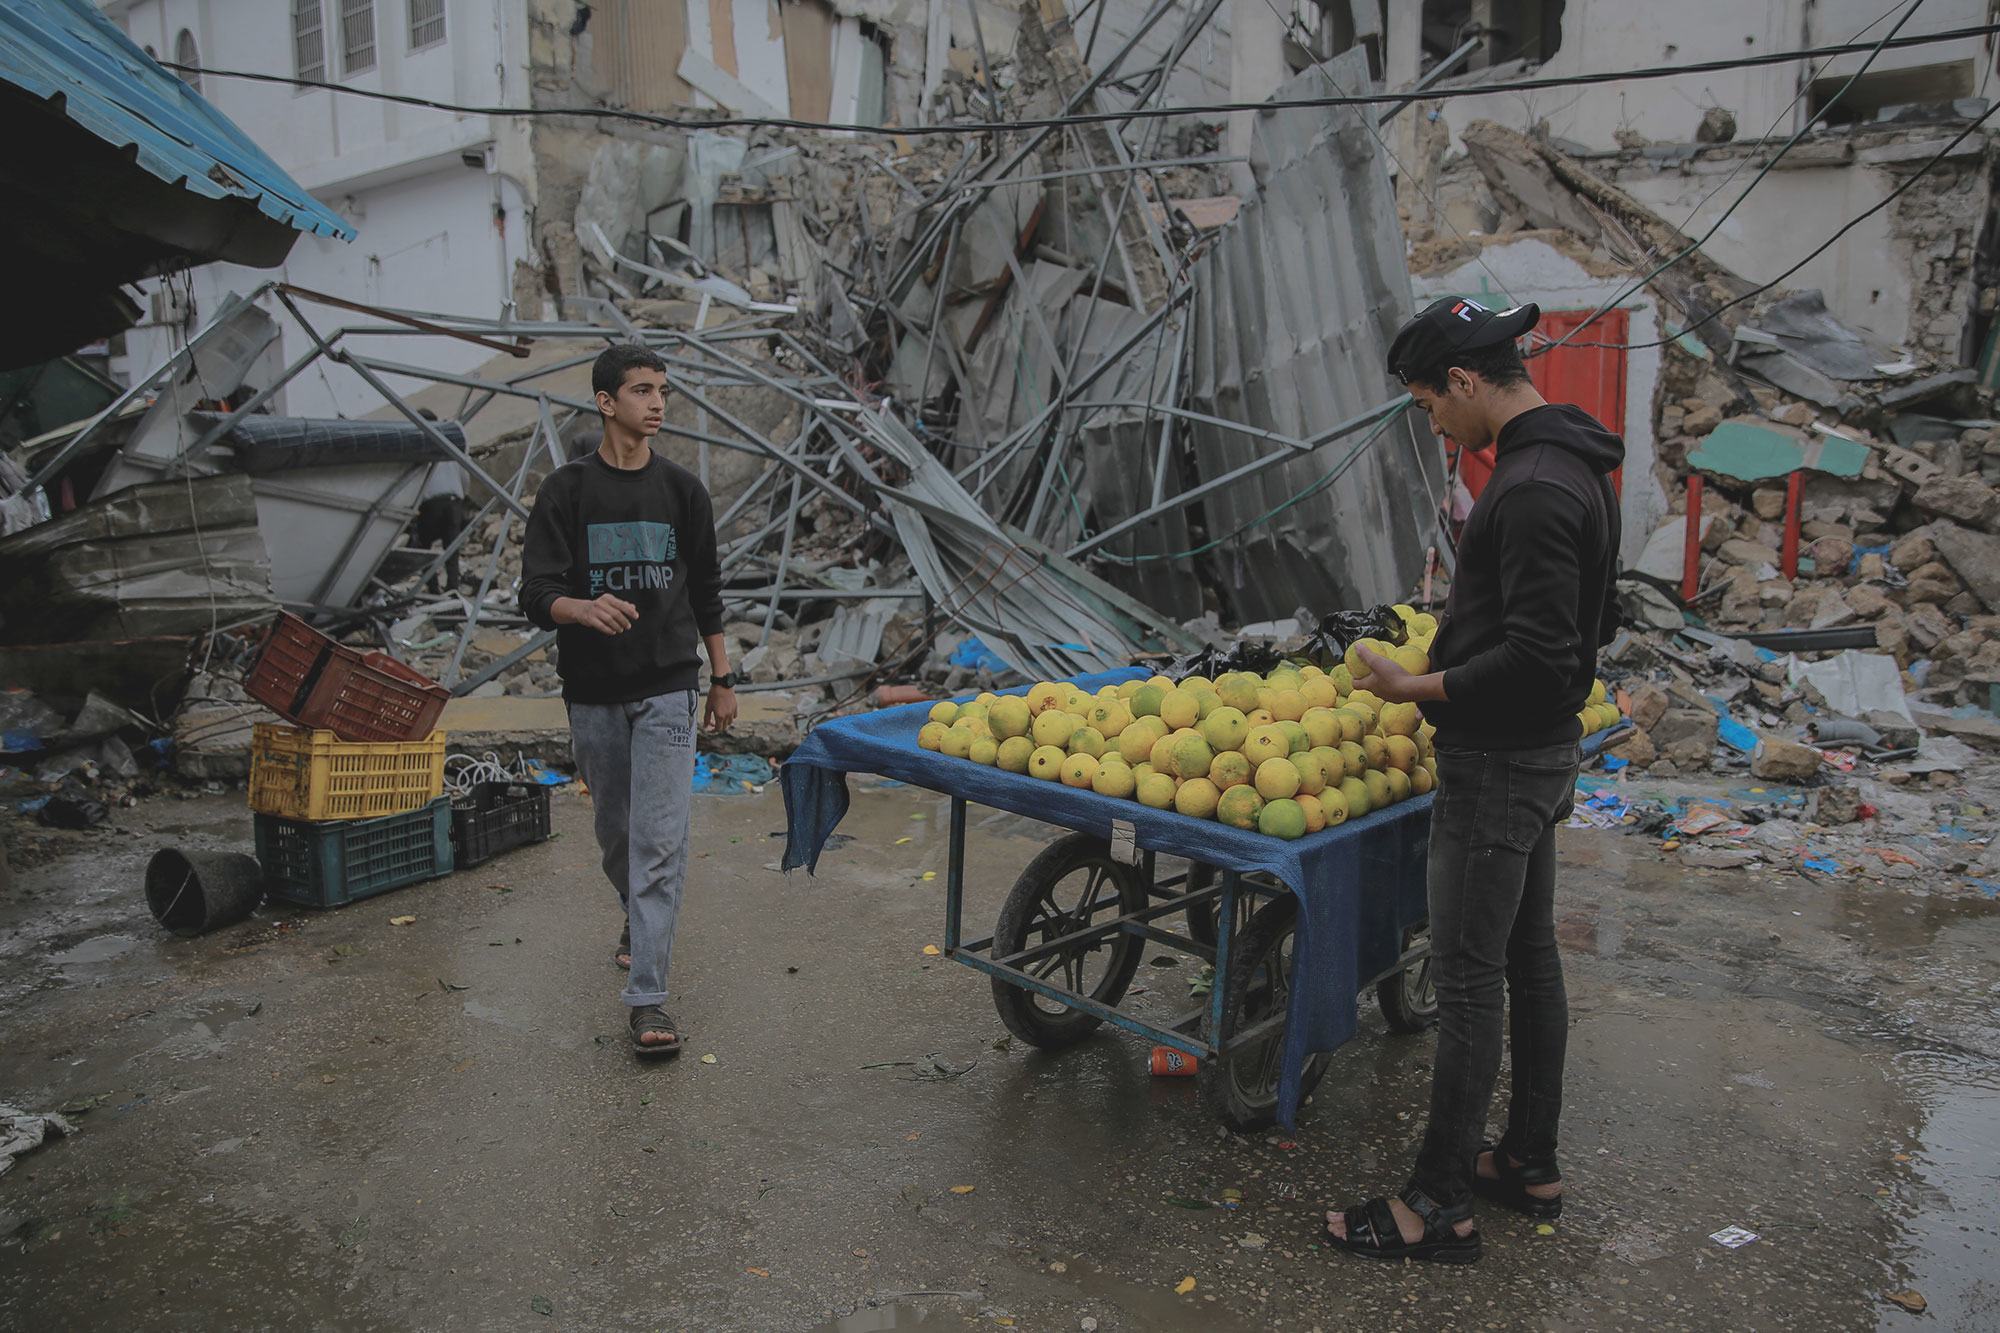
[
  {"x1": 451, "y1": 782, "x2": 552, "y2": 868},
  {"x1": 256, "y1": 797, "x2": 454, "y2": 909}
]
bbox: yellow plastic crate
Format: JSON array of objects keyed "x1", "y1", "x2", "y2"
[{"x1": 248, "y1": 724, "x2": 446, "y2": 821}]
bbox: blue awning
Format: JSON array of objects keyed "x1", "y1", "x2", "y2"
[{"x1": 0, "y1": 0, "x2": 354, "y2": 242}]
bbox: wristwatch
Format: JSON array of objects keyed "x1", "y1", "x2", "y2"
[{"x1": 711, "y1": 672, "x2": 739, "y2": 689}]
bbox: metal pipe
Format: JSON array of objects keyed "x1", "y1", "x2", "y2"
[
  {"x1": 278, "y1": 283, "x2": 531, "y2": 357},
  {"x1": 760, "y1": 473, "x2": 805, "y2": 648},
  {"x1": 168, "y1": 342, "x2": 324, "y2": 477},
  {"x1": 885, "y1": 0, "x2": 1195, "y2": 300},
  {"x1": 453, "y1": 628, "x2": 556, "y2": 696},
  {"x1": 331, "y1": 348, "x2": 533, "y2": 520},
  {"x1": 444, "y1": 444, "x2": 537, "y2": 686},
  {"x1": 26, "y1": 286, "x2": 272, "y2": 492},
  {"x1": 918, "y1": 216, "x2": 963, "y2": 408},
  {"x1": 963, "y1": 0, "x2": 1003, "y2": 119},
  {"x1": 1375, "y1": 33, "x2": 1484, "y2": 128},
  {"x1": 721, "y1": 586, "x2": 922, "y2": 601},
  {"x1": 943, "y1": 155, "x2": 1250, "y2": 193},
  {"x1": 1066, "y1": 397, "x2": 1410, "y2": 559},
  {"x1": 1148, "y1": 315, "x2": 1190, "y2": 509}
]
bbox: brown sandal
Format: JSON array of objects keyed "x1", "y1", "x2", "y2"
[
  {"x1": 629, "y1": 1005, "x2": 681, "y2": 1057},
  {"x1": 614, "y1": 924, "x2": 631, "y2": 971}
]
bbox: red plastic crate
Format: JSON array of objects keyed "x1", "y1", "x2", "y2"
[{"x1": 245, "y1": 612, "x2": 449, "y2": 743}]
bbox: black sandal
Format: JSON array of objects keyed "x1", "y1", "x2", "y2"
[
  {"x1": 1473, "y1": 1141, "x2": 1564, "y2": 1220},
  {"x1": 1325, "y1": 1186, "x2": 1481, "y2": 1265},
  {"x1": 614, "y1": 924, "x2": 631, "y2": 971},
  {"x1": 628, "y1": 1005, "x2": 681, "y2": 1058}
]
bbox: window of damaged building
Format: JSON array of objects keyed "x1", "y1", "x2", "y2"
[
  {"x1": 1418, "y1": 0, "x2": 1565, "y2": 70},
  {"x1": 588, "y1": 0, "x2": 891, "y2": 125}
]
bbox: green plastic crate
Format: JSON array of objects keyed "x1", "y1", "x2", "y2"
[{"x1": 256, "y1": 797, "x2": 455, "y2": 909}]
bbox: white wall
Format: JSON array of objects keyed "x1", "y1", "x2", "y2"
[
  {"x1": 1414, "y1": 238, "x2": 1669, "y2": 566},
  {"x1": 1409, "y1": 0, "x2": 1993, "y2": 154},
  {"x1": 115, "y1": 167, "x2": 529, "y2": 421},
  {"x1": 102, "y1": 0, "x2": 537, "y2": 418},
  {"x1": 1614, "y1": 157, "x2": 1908, "y2": 347}
]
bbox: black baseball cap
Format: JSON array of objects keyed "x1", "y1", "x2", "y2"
[{"x1": 1386, "y1": 296, "x2": 1541, "y2": 384}]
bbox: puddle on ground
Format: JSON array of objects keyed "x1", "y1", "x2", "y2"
[
  {"x1": 50, "y1": 935, "x2": 138, "y2": 968},
  {"x1": 1885, "y1": 1046, "x2": 2000, "y2": 1329},
  {"x1": 462, "y1": 998, "x2": 586, "y2": 1051},
  {"x1": 811, "y1": 1304, "x2": 938, "y2": 1332}
]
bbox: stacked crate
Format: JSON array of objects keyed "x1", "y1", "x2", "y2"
[{"x1": 245, "y1": 613, "x2": 455, "y2": 908}]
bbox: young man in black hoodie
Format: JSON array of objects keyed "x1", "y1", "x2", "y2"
[
  {"x1": 519, "y1": 345, "x2": 736, "y2": 1059},
  {"x1": 1325, "y1": 298, "x2": 1623, "y2": 1263}
]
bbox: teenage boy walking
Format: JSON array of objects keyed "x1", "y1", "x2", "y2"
[
  {"x1": 1324, "y1": 298, "x2": 1622, "y2": 1262},
  {"x1": 520, "y1": 345, "x2": 738, "y2": 1058}
]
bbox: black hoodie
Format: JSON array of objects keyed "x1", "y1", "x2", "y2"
[{"x1": 1423, "y1": 403, "x2": 1625, "y2": 751}]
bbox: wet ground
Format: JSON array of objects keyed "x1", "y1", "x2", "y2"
[{"x1": 1, "y1": 779, "x2": 1996, "y2": 1331}]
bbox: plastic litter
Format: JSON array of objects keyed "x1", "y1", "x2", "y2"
[
  {"x1": 39, "y1": 792, "x2": 108, "y2": 829},
  {"x1": 692, "y1": 752, "x2": 776, "y2": 793},
  {"x1": 948, "y1": 637, "x2": 1012, "y2": 675},
  {"x1": 0, "y1": 1104, "x2": 76, "y2": 1178},
  {"x1": 1715, "y1": 716, "x2": 1758, "y2": 754}
]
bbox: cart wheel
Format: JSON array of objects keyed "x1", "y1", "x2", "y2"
[
  {"x1": 1181, "y1": 862, "x2": 1253, "y2": 952},
  {"x1": 1199, "y1": 897, "x2": 1331, "y2": 1133},
  {"x1": 1376, "y1": 926, "x2": 1438, "y2": 1034},
  {"x1": 990, "y1": 833, "x2": 1148, "y2": 1049}
]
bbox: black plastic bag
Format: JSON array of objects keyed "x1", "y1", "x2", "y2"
[
  {"x1": 1154, "y1": 603, "x2": 1410, "y2": 678},
  {"x1": 1297, "y1": 606, "x2": 1408, "y2": 671},
  {"x1": 40, "y1": 793, "x2": 109, "y2": 830},
  {"x1": 1159, "y1": 641, "x2": 1291, "y2": 679}
]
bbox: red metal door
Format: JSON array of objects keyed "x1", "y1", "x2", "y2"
[
  {"x1": 1526, "y1": 308, "x2": 1627, "y2": 496},
  {"x1": 1450, "y1": 307, "x2": 1629, "y2": 500}
]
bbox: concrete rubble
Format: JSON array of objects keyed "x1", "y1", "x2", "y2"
[
  {"x1": 1, "y1": 1, "x2": 1997, "y2": 892},
  {"x1": 1, "y1": 0, "x2": 1444, "y2": 795}
]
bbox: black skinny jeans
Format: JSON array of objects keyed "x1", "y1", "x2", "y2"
[{"x1": 1408, "y1": 741, "x2": 1580, "y2": 1220}]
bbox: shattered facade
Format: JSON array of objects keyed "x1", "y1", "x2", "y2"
[{"x1": 28, "y1": 0, "x2": 1452, "y2": 779}]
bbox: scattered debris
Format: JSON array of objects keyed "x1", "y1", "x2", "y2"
[{"x1": 0, "y1": 1103, "x2": 76, "y2": 1177}]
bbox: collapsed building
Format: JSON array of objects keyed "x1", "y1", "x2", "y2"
[
  {"x1": 8, "y1": 0, "x2": 1456, "y2": 776},
  {"x1": 8, "y1": 0, "x2": 2000, "y2": 791}
]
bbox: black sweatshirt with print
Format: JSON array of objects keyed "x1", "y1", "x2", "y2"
[
  {"x1": 1423, "y1": 403, "x2": 1625, "y2": 751},
  {"x1": 518, "y1": 451, "x2": 725, "y2": 705}
]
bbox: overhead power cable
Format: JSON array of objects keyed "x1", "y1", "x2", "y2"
[
  {"x1": 158, "y1": 21, "x2": 2000, "y2": 139},
  {"x1": 1526, "y1": 0, "x2": 1927, "y2": 360},
  {"x1": 1538, "y1": 98, "x2": 2000, "y2": 354}
]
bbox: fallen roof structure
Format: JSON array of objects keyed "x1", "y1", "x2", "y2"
[{"x1": 1, "y1": 0, "x2": 1445, "y2": 731}]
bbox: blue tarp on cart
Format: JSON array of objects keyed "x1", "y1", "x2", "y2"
[{"x1": 781, "y1": 668, "x2": 1433, "y2": 1129}]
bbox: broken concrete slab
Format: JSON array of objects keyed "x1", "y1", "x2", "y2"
[
  {"x1": 1928, "y1": 521, "x2": 2000, "y2": 612},
  {"x1": 1913, "y1": 474, "x2": 2000, "y2": 527},
  {"x1": 1750, "y1": 736, "x2": 1821, "y2": 782},
  {"x1": 1651, "y1": 708, "x2": 1718, "y2": 752}
]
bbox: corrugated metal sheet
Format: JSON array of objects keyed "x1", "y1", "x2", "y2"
[
  {"x1": 860, "y1": 411, "x2": 1191, "y2": 678},
  {"x1": 1180, "y1": 50, "x2": 1439, "y2": 622},
  {"x1": 0, "y1": 472, "x2": 273, "y2": 644},
  {"x1": 0, "y1": 0, "x2": 353, "y2": 240}
]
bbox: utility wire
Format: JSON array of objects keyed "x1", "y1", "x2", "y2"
[
  {"x1": 1548, "y1": 98, "x2": 2000, "y2": 355},
  {"x1": 1665, "y1": 0, "x2": 1906, "y2": 237},
  {"x1": 1526, "y1": 0, "x2": 1929, "y2": 361},
  {"x1": 157, "y1": 22, "x2": 2000, "y2": 139}
]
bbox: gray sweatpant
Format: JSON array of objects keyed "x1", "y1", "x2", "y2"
[{"x1": 566, "y1": 690, "x2": 697, "y2": 1007}]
